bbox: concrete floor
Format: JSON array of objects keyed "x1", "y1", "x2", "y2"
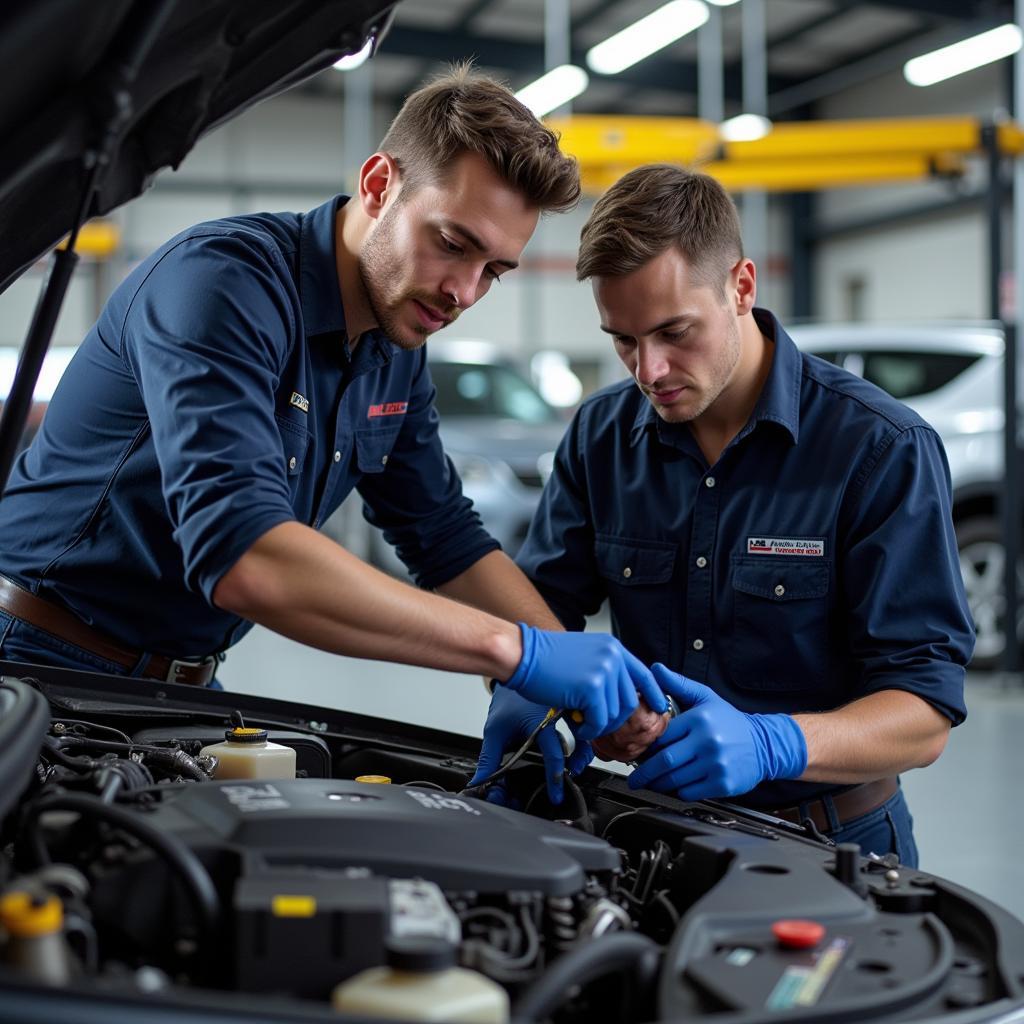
[{"x1": 219, "y1": 625, "x2": 1024, "y2": 924}]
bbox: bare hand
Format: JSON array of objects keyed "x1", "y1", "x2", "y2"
[{"x1": 591, "y1": 697, "x2": 670, "y2": 762}]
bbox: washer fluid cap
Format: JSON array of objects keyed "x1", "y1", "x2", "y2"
[
  {"x1": 385, "y1": 935, "x2": 457, "y2": 973},
  {"x1": 355, "y1": 774, "x2": 392, "y2": 784},
  {"x1": 0, "y1": 891, "x2": 63, "y2": 937},
  {"x1": 225, "y1": 726, "x2": 268, "y2": 743},
  {"x1": 772, "y1": 919, "x2": 825, "y2": 949}
]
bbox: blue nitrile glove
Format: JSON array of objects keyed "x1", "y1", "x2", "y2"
[
  {"x1": 470, "y1": 685, "x2": 594, "y2": 805},
  {"x1": 499, "y1": 624, "x2": 668, "y2": 741},
  {"x1": 628, "y1": 664, "x2": 807, "y2": 800}
]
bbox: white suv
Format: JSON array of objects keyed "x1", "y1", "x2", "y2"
[{"x1": 790, "y1": 323, "x2": 1009, "y2": 670}]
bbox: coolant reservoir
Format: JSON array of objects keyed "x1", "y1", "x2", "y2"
[
  {"x1": 0, "y1": 890, "x2": 73, "y2": 985},
  {"x1": 331, "y1": 937, "x2": 508, "y2": 1023},
  {"x1": 199, "y1": 722, "x2": 296, "y2": 780}
]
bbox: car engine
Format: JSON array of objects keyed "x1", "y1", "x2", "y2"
[{"x1": 2, "y1": 670, "x2": 1024, "y2": 1024}]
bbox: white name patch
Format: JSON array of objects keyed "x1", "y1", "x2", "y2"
[{"x1": 747, "y1": 537, "x2": 825, "y2": 557}]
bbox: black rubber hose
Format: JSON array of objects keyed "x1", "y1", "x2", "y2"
[
  {"x1": 22, "y1": 793, "x2": 220, "y2": 941},
  {"x1": 512, "y1": 931, "x2": 661, "y2": 1021}
]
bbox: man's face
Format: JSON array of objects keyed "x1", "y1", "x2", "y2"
[
  {"x1": 594, "y1": 247, "x2": 744, "y2": 425},
  {"x1": 358, "y1": 151, "x2": 539, "y2": 349}
]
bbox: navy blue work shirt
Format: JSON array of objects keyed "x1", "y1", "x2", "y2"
[
  {"x1": 517, "y1": 309, "x2": 974, "y2": 809},
  {"x1": 0, "y1": 196, "x2": 497, "y2": 659}
]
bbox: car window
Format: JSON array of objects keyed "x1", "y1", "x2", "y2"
[
  {"x1": 860, "y1": 351, "x2": 980, "y2": 399},
  {"x1": 430, "y1": 361, "x2": 557, "y2": 424}
]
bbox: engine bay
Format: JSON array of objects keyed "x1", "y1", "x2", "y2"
[{"x1": 2, "y1": 665, "x2": 1023, "y2": 1024}]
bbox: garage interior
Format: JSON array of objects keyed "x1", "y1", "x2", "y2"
[{"x1": 2, "y1": 0, "x2": 1023, "y2": 947}]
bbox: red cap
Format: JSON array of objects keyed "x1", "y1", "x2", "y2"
[{"x1": 772, "y1": 919, "x2": 825, "y2": 950}]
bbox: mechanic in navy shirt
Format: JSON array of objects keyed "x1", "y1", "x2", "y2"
[
  {"x1": 480, "y1": 166, "x2": 974, "y2": 862},
  {"x1": 0, "y1": 69, "x2": 668, "y2": 755}
]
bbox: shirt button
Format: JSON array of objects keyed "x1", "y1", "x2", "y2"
[
  {"x1": 693, "y1": 638, "x2": 704, "y2": 651},
  {"x1": 288, "y1": 456, "x2": 297, "y2": 470},
  {"x1": 696, "y1": 556, "x2": 707, "y2": 568},
  {"x1": 705, "y1": 476, "x2": 716, "y2": 488},
  {"x1": 623, "y1": 567, "x2": 632, "y2": 579},
  {"x1": 381, "y1": 454, "x2": 388, "y2": 466},
  {"x1": 334, "y1": 450, "x2": 342, "y2": 463},
  {"x1": 774, "y1": 584, "x2": 786, "y2": 597}
]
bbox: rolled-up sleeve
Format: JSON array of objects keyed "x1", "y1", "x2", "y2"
[
  {"x1": 840, "y1": 425, "x2": 974, "y2": 724},
  {"x1": 516, "y1": 410, "x2": 605, "y2": 631},
  {"x1": 120, "y1": 232, "x2": 299, "y2": 603},
  {"x1": 357, "y1": 354, "x2": 499, "y2": 589}
]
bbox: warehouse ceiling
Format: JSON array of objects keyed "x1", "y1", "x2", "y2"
[{"x1": 304, "y1": 0, "x2": 1015, "y2": 117}]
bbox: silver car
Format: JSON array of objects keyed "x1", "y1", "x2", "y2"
[
  {"x1": 325, "y1": 339, "x2": 565, "y2": 572},
  {"x1": 790, "y1": 323, "x2": 1008, "y2": 669}
]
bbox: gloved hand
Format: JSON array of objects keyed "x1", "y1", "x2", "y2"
[
  {"x1": 627, "y1": 664, "x2": 807, "y2": 800},
  {"x1": 499, "y1": 624, "x2": 667, "y2": 741},
  {"x1": 470, "y1": 685, "x2": 594, "y2": 805}
]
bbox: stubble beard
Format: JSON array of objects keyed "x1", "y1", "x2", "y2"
[{"x1": 357, "y1": 205, "x2": 430, "y2": 351}]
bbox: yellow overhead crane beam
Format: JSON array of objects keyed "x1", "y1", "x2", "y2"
[
  {"x1": 547, "y1": 114, "x2": 1024, "y2": 194},
  {"x1": 57, "y1": 220, "x2": 120, "y2": 258}
]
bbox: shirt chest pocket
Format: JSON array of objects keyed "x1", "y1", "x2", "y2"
[
  {"x1": 594, "y1": 535, "x2": 677, "y2": 668},
  {"x1": 729, "y1": 558, "x2": 831, "y2": 692},
  {"x1": 274, "y1": 415, "x2": 310, "y2": 479},
  {"x1": 355, "y1": 426, "x2": 401, "y2": 475}
]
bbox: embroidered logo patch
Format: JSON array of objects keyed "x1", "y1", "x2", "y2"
[
  {"x1": 289, "y1": 391, "x2": 309, "y2": 413},
  {"x1": 368, "y1": 402, "x2": 409, "y2": 418},
  {"x1": 747, "y1": 537, "x2": 825, "y2": 557}
]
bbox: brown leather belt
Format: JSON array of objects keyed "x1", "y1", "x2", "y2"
[
  {"x1": 0, "y1": 575, "x2": 216, "y2": 686},
  {"x1": 770, "y1": 776, "x2": 899, "y2": 834}
]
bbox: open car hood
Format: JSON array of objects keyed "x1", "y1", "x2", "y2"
[{"x1": 0, "y1": 0, "x2": 396, "y2": 294}]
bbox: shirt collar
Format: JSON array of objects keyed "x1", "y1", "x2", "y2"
[
  {"x1": 298, "y1": 194, "x2": 348, "y2": 337},
  {"x1": 298, "y1": 194, "x2": 393, "y2": 370},
  {"x1": 628, "y1": 306, "x2": 802, "y2": 448}
]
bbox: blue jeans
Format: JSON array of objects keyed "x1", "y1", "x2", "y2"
[
  {"x1": 813, "y1": 784, "x2": 918, "y2": 867},
  {"x1": 0, "y1": 610, "x2": 223, "y2": 689}
]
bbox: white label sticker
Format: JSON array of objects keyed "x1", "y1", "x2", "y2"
[
  {"x1": 221, "y1": 783, "x2": 290, "y2": 813},
  {"x1": 747, "y1": 537, "x2": 825, "y2": 557}
]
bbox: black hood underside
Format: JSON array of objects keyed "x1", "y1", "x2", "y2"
[{"x1": 0, "y1": 0, "x2": 396, "y2": 294}]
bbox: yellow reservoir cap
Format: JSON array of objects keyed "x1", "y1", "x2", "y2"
[
  {"x1": 272, "y1": 895, "x2": 317, "y2": 918},
  {"x1": 355, "y1": 775, "x2": 392, "y2": 784},
  {"x1": 0, "y1": 891, "x2": 63, "y2": 937}
]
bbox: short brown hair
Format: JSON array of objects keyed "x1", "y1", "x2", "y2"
[
  {"x1": 380, "y1": 63, "x2": 580, "y2": 213},
  {"x1": 576, "y1": 164, "x2": 742, "y2": 288}
]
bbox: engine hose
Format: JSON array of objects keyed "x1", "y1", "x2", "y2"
[
  {"x1": 21, "y1": 793, "x2": 220, "y2": 943},
  {"x1": 512, "y1": 932, "x2": 661, "y2": 1022}
]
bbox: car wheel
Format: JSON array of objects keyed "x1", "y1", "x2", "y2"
[{"x1": 956, "y1": 515, "x2": 1024, "y2": 671}]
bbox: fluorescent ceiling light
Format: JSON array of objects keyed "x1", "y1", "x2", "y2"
[
  {"x1": 719, "y1": 113, "x2": 771, "y2": 142},
  {"x1": 903, "y1": 23, "x2": 1022, "y2": 87},
  {"x1": 333, "y1": 39, "x2": 372, "y2": 72},
  {"x1": 515, "y1": 64, "x2": 589, "y2": 117},
  {"x1": 586, "y1": 0, "x2": 710, "y2": 76}
]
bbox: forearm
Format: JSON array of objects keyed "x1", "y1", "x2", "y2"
[
  {"x1": 793, "y1": 689, "x2": 951, "y2": 784},
  {"x1": 436, "y1": 550, "x2": 564, "y2": 630},
  {"x1": 212, "y1": 521, "x2": 521, "y2": 678}
]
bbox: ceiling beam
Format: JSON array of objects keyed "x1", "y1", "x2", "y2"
[
  {"x1": 829, "y1": 0, "x2": 1009, "y2": 18},
  {"x1": 381, "y1": 25, "x2": 795, "y2": 99}
]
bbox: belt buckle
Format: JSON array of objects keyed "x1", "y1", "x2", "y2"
[{"x1": 167, "y1": 656, "x2": 214, "y2": 686}]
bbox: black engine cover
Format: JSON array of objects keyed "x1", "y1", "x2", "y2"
[{"x1": 142, "y1": 779, "x2": 620, "y2": 896}]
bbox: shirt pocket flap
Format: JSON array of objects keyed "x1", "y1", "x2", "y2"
[
  {"x1": 595, "y1": 536, "x2": 676, "y2": 585},
  {"x1": 733, "y1": 561, "x2": 830, "y2": 601},
  {"x1": 355, "y1": 426, "x2": 401, "y2": 474}
]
